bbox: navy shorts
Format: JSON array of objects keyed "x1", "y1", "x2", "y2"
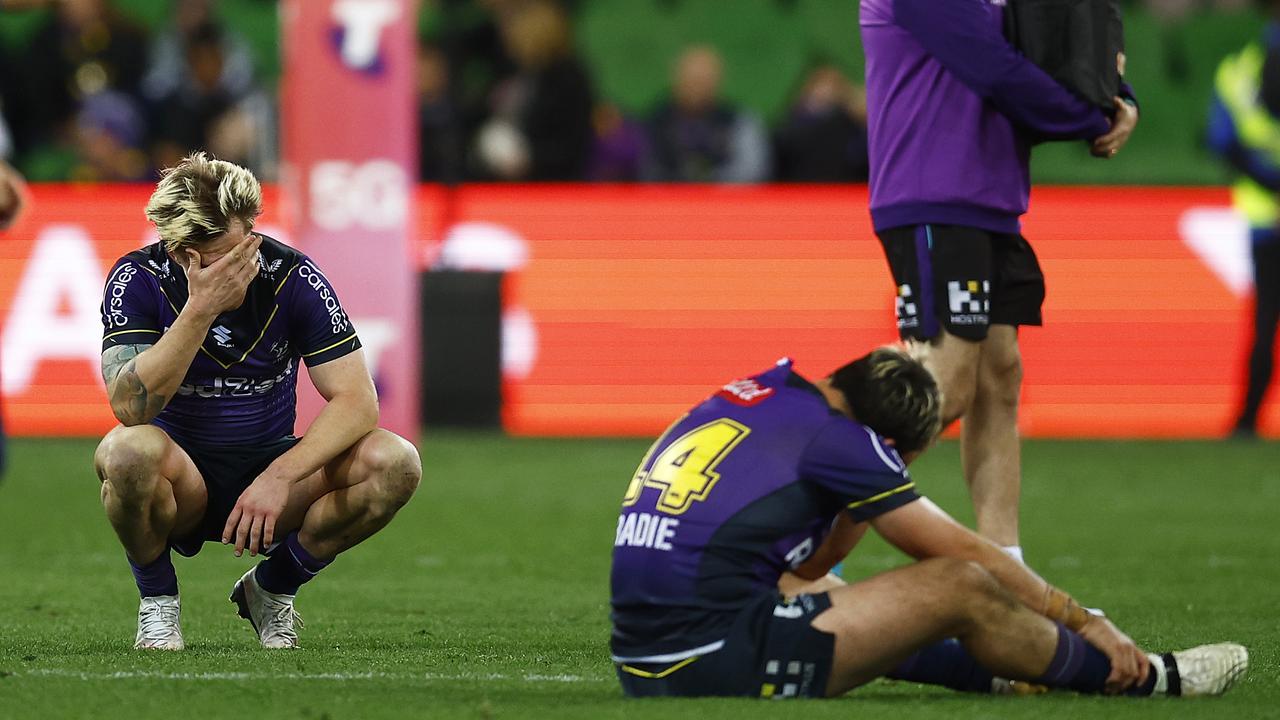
[
  {"x1": 169, "y1": 435, "x2": 301, "y2": 557},
  {"x1": 615, "y1": 592, "x2": 835, "y2": 699},
  {"x1": 877, "y1": 224, "x2": 1046, "y2": 341}
]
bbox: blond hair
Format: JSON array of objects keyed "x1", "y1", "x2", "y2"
[{"x1": 144, "y1": 152, "x2": 261, "y2": 252}]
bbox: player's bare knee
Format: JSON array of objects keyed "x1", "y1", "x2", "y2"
[
  {"x1": 362, "y1": 432, "x2": 421, "y2": 511},
  {"x1": 94, "y1": 426, "x2": 167, "y2": 496},
  {"x1": 950, "y1": 560, "x2": 1020, "y2": 624},
  {"x1": 978, "y1": 353, "x2": 1023, "y2": 410},
  {"x1": 926, "y1": 557, "x2": 1001, "y2": 600}
]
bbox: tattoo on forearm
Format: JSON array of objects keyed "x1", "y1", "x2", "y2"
[{"x1": 101, "y1": 344, "x2": 168, "y2": 423}]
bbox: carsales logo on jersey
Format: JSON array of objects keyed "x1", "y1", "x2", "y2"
[
  {"x1": 298, "y1": 262, "x2": 350, "y2": 335},
  {"x1": 104, "y1": 262, "x2": 138, "y2": 329},
  {"x1": 330, "y1": 0, "x2": 400, "y2": 74}
]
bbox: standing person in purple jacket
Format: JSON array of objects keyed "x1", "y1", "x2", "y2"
[
  {"x1": 95, "y1": 153, "x2": 422, "y2": 651},
  {"x1": 860, "y1": 0, "x2": 1139, "y2": 563}
]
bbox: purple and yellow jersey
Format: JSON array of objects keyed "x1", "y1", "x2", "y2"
[
  {"x1": 100, "y1": 235, "x2": 361, "y2": 446},
  {"x1": 609, "y1": 359, "x2": 919, "y2": 662}
]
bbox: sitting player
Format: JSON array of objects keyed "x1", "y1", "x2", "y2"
[
  {"x1": 610, "y1": 347, "x2": 1247, "y2": 698},
  {"x1": 95, "y1": 153, "x2": 421, "y2": 649}
]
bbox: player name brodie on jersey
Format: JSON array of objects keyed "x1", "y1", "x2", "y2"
[{"x1": 614, "y1": 512, "x2": 679, "y2": 551}]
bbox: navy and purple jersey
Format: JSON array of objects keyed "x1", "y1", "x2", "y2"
[
  {"x1": 610, "y1": 359, "x2": 919, "y2": 662},
  {"x1": 100, "y1": 235, "x2": 361, "y2": 446},
  {"x1": 860, "y1": 0, "x2": 1112, "y2": 235}
]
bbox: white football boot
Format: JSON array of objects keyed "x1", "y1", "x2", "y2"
[
  {"x1": 230, "y1": 567, "x2": 304, "y2": 649},
  {"x1": 1150, "y1": 643, "x2": 1249, "y2": 696},
  {"x1": 134, "y1": 595, "x2": 184, "y2": 650}
]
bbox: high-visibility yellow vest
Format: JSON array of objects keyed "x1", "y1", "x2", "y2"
[{"x1": 1216, "y1": 42, "x2": 1280, "y2": 227}]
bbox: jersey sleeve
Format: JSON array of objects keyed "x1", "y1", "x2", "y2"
[
  {"x1": 892, "y1": 0, "x2": 1110, "y2": 141},
  {"x1": 101, "y1": 259, "x2": 163, "y2": 350},
  {"x1": 287, "y1": 256, "x2": 362, "y2": 366},
  {"x1": 800, "y1": 419, "x2": 920, "y2": 522}
]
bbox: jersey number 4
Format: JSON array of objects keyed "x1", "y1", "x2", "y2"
[{"x1": 622, "y1": 418, "x2": 751, "y2": 514}]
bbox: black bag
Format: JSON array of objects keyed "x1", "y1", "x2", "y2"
[{"x1": 1004, "y1": 0, "x2": 1124, "y2": 110}]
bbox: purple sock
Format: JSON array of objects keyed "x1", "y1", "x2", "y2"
[
  {"x1": 1037, "y1": 623, "x2": 1139, "y2": 694},
  {"x1": 254, "y1": 532, "x2": 331, "y2": 595},
  {"x1": 888, "y1": 639, "x2": 995, "y2": 692},
  {"x1": 128, "y1": 548, "x2": 178, "y2": 598}
]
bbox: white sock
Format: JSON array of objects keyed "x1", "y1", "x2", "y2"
[
  {"x1": 1001, "y1": 545, "x2": 1025, "y2": 564},
  {"x1": 1147, "y1": 653, "x2": 1169, "y2": 694}
]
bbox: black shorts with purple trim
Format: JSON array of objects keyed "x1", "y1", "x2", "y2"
[
  {"x1": 615, "y1": 591, "x2": 835, "y2": 699},
  {"x1": 876, "y1": 224, "x2": 1046, "y2": 341},
  {"x1": 168, "y1": 434, "x2": 301, "y2": 557}
]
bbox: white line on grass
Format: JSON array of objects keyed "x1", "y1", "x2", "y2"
[{"x1": 18, "y1": 669, "x2": 608, "y2": 684}]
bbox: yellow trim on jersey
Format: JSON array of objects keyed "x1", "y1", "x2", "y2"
[
  {"x1": 617, "y1": 656, "x2": 699, "y2": 679},
  {"x1": 301, "y1": 332, "x2": 359, "y2": 358},
  {"x1": 229, "y1": 304, "x2": 281, "y2": 366},
  {"x1": 847, "y1": 481, "x2": 916, "y2": 510},
  {"x1": 103, "y1": 329, "x2": 162, "y2": 342},
  {"x1": 274, "y1": 263, "x2": 299, "y2": 295}
]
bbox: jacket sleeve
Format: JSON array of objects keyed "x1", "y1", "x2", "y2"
[
  {"x1": 893, "y1": 0, "x2": 1110, "y2": 141},
  {"x1": 1207, "y1": 93, "x2": 1280, "y2": 192}
]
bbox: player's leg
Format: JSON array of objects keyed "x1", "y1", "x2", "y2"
[
  {"x1": 94, "y1": 424, "x2": 206, "y2": 649},
  {"x1": 1235, "y1": 240, "x2": 1280, "y2": 435},
  {"x1": 813, "y1": 557, "x2": 1062, "y2": 695},
  {"x1": 959, "y1": 324, "x2": 1022, "y2": 547},
  {"x1": 95, "y1": 424, "x2": 206, "y2": 570},
  {"x1": 814, "y1": 557, "x2": 1247, "y2": 698},
  {"x1": 923, "y1": 330, "x2": 982, "y2": 426},
  {"x1": 229, "y1": 429, "x2": 420, "y2": 647},
  {"x1": 959, "y1": 233, "x2": 1045, "y2": 553},
  {"x1": 874, "y1": 224, "x2": 984, "y2": 427},
  {"x1": 285, "y1": 428, "x2": 422, "y2": 558}
]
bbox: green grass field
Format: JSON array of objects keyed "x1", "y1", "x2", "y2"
[{"x1": 0, "y1": 434, "x2": 1276, "y2": 719}]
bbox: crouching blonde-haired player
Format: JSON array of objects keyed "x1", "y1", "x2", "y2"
[
  {"x1": 96, "y1": 153, "x2": 421, "y2": 649},
  {"x1": 610, "y1": 346, "x2": 1246, "y2": 699}
]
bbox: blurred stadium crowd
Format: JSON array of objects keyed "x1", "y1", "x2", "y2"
[
  {"x1": 0, "y1": 0, "x2": 1264, "y2": 187},
  {"x1": 0, "y1": 0, "x2": 871, "y2": 185}
]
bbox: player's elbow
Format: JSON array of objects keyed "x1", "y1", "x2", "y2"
[{"x1": 110, "y1": 404, "x2": 154, "y2": 428}]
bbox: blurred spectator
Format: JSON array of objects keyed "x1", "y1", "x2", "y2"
[
  {"x1": 0, "y1": 48, "x2": 16, "y2": 162},
  {"x1": 141, "y1": 0, "x2": 256, "y2": 105},
  {"x1": 10, "y1": 0, "x2": 149, "y2": 153},
  {"x1": 71, "y1": 90, "x2": 150, "y2": 182},
  {"x1": 588, "y1": 101, "x2": 647, "y2": 182},
  {"x1": 1207, "y1": 6, "x2": 1280, "y2": 438},
  {"x1": 473, "y1": 0, "x2": 594, "y2": 181},
  {"x1": 418, "y1": 42, "x2": 463, "y2": 183},
  {"x1": 148, "y1": 21, "x2": 275, "y2": 179},
  {"x1": 431, "y1": 0, "x2": 518, "y2": 147},
  {"x1": 645, "y1": 45, "x2": 770, "y2": 183},
  {"x1": 0, "y1": 159, "x2": 25, "y2": 229},
  {"x1": 0, "y1": 111, "x2": 13, "y2": 163},
  {"x1": 773, "y1": 64, "x2": 869, "y2": 182}
]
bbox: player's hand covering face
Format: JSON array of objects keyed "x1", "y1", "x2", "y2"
[{"x1": 180, "y1": 233, "x2": 262, "y2": 316}]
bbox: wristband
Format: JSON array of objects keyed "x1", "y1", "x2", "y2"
[{"x1": 1043, "y1": 586, "x2": 1091, "y2": 632}]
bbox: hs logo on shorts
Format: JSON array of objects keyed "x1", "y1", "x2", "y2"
[
  {"x1": 895, "y1": 284, "x2": 919, "y2": 330},
  {"x1": 948, "y1": 280, "x2": 990, "y2": 325},
  {"x1": 760, "y1": 656, "x2": 818, "y2": 699}
]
